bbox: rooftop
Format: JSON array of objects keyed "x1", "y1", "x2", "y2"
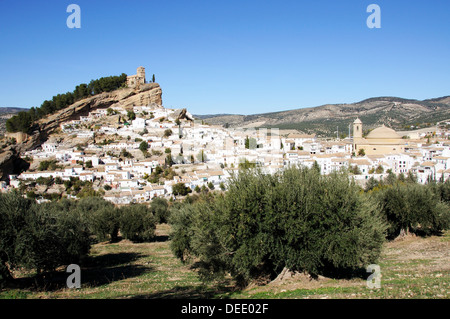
[{"x1": 366, "y1": 125, "x2": 401, "y2": 139}]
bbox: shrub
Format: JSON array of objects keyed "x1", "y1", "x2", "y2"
[
  {"x1": 168, "y1": 204, "x2": 194, "y2": 261},
  {"x1": 119, "y1": 204, "x2": 156, "y2": 242},
  {"x1": 38, "y1": 160, "x2": 60, "y2": 171},
  {"x1": 150, "y1": 197, "x2": 170, "y2": 224},
  {"x1": 429, "y1": 179, "x2": 450, "y2": 204},
  {"x1": 28, "y1": 203, "x2": 91, "y2": 273},
  {"x1": 85, "y1": 160, "x2": 93, "y2": 168},
  {"x1": 163, "y1": 129, "x2": 173, "y2": 138},
  {"x1": 139, "y1": 141, "x2": 148, "y2": 153},
  {"x1": 127, "y1": 111, "x2": 136, "y2": 121},
  {"x1": 170, "y1": 167, "x2": 387, "y2": 286},
  {"x1": 374, "y1": 182, "x2": 450, "y2": 238},
  {"x1": 172, "y1": 183, "x2": 192, "y2": 196},
  {"x1": 0, "y1": 192, "x2": 34, "y2": 284},
  {"x1": 0, "y1": 192, "x2": 91, "y2": 285},
  {"x1": 120, "y1": 148, "x2": 133, "y2": 158},
  {"x1": 90, "y1": 207, "x2": 121, "y2": 242},
  {"x1": 76, "y1": 186, "x2": 103, "y2": 198}
]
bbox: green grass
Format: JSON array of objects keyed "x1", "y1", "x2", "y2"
[{"x1": 1, "y1": 226, "x2": 448, "y2": 299}]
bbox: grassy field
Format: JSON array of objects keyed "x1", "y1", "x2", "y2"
[{"x1": 1, "y1": 224, "x2": 448, "y2": 299}]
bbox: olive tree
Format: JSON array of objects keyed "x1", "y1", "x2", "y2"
[{"x1": 170, "y1": 167, "x2": 387, "y2": 286}]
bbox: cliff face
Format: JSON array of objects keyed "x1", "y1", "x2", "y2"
[
  {"x1": 0, "y1": 83, "x2": 163, "y2": 180},
  {"x1": 37, "y1": 83, "x2": 163, "y2": 139},
  {"x1": 0, "y1": 147, "x2": 30, "y2": 181}
]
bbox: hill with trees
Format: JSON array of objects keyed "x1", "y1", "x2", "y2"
[
  {"x1": 5, "y1": 74, "x2": 128, "y2": 134},
  {"x1": 197, "y1": 96, "x2": 450, "y2": 137}
]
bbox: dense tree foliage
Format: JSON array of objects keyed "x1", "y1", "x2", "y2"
[
  {"x1": 150, "y1": 197, "x2": 170, "y2": 224},
  {"x1": 428, "y1": 179, "x2": 450, "y2": 204},
  {"x1": 169, "y1": 167, "x2": 387, "y2": 286},
  {"x1": 2, "y1": 164, "x2": 449, "y2": 290},
  {"x1": 163, "y1": 129, "x2": 173, "y2": 138},
  {"x1": 38, "y1": 160, "x2": 61, "y2": 171},
  {"x1": 0, "y1": 194, "x2": 158, "y2": 286},
  {"x1": 139, "y1": 141, "x2": 149, "y2": 154},
  {"x1": 119, "y1": 204, "x2": 157, "y2": 242},
  {"x1": 0, "y1": 192, "x2": 91, "y2": 285},
  {"x1": 6, "y1": 73, "x2": 127, "y2": 133},
  {"x1": 371, "y1": 180, "x2": 450, "y2": 238},
  {"x1": 172, "y1": 182, "x2": 192, "y2": 196},
  {"x1": 5, "y1": 111, "x2": 33, "y2": 134}
]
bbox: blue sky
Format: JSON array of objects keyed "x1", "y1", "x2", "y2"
[{"x1": 0, "y1": 0, "x2": 449, "y2": 115}]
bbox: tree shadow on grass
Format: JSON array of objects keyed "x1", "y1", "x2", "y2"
[
  {"x1": 9, "y1": 252, "x2": 154, "y2": 292},
  {"x1": 315, "y1": 266, "x2": 369, "y2": 280},
  {"x1": 129, "y1": 284, "x2": 236, "y2": 299},
  {"x1": 82, "y1": 252, "x2": 142, "y2": 268},
  {"x1": 151, "y1": 234, "x2": 170, "y2": 243}
]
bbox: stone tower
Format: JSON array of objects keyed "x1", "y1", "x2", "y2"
[
  {"x1": 353, "y1": 118, "x2": 363, "y2": 151},
  {"x1": 137, "y1": 66, "x2": 145, "y2": 80},
  {"x1": 353, "y1": 118, "x2": 362, "y2": 139},
  {"x1": 127, "y1": 66, "x2": 146, "y2": 88}
]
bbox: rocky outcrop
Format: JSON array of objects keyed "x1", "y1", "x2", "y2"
[
  {"x1": 174, "y1": 108, "x2": 194, "y2": 121},
  {"x1": 37, "y1": 83, "x2": 163, "y2": 139},
  {"x1": 0, "y1": 147, "x2": 30, "y2": 181},
  {"x1": 0, "y1": 83, "x2": 163, "y2": 180}
]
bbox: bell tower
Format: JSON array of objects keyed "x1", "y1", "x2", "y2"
[
  {"x1": 353, "y1": 118, "x2": 362, "y2": 152},
  {"x1": 353, "y1": 118, "x2": 362, "y2": 139}
]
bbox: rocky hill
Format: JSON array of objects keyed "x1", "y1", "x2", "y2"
[
  {"x1": 35, "y1": 83, "x2": 162, "y2": 144},
  {"x1": 197, "y1": 96, "x2": 450, "y2": 135},
  {"x1": 0, "y1": 83, "x2": 162, "y2": 180}
]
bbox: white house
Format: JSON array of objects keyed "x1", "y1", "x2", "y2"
[
  {"x1": 42, "y1": 142, "x2": 58, "y2": 153},
  {"x1": 118, "y1": 179, "x2": 139, "y2": 188},
  {"x1": 132, "y1": 118, "x2": 147, "y2": 130},
  {"x1": 79, "y1": 172, "x2": 95, "y2": 182}
]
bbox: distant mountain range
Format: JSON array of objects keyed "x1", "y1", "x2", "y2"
[
  {"x1": 194, "y1": 96, "x2": 450, "y2": 136},
  {"x1": 0, "y1": 107, "x2": 27, "y2": 115},
  {"x1": 0, "y1": 108, "x2": 28, "y2": 135}
]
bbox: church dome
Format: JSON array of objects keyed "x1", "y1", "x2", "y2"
[{"x1": 366, "y1": 125, "x2": 400, "y2": 139}]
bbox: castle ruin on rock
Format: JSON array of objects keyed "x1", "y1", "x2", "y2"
[{"x1": 127, "y1": 66, "x2": 146, "y2": 88}]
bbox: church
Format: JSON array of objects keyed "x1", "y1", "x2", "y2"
[{"x1": 352, "y1": 118, "x2": 406, "y2": 156}]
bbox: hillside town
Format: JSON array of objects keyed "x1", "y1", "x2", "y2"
[
  {"x1": 1, "y1": 67, "x2": 449, "y2": 204},
  {"x1": 3, "y1": 98, "x2": 449, "y2": 205}
]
